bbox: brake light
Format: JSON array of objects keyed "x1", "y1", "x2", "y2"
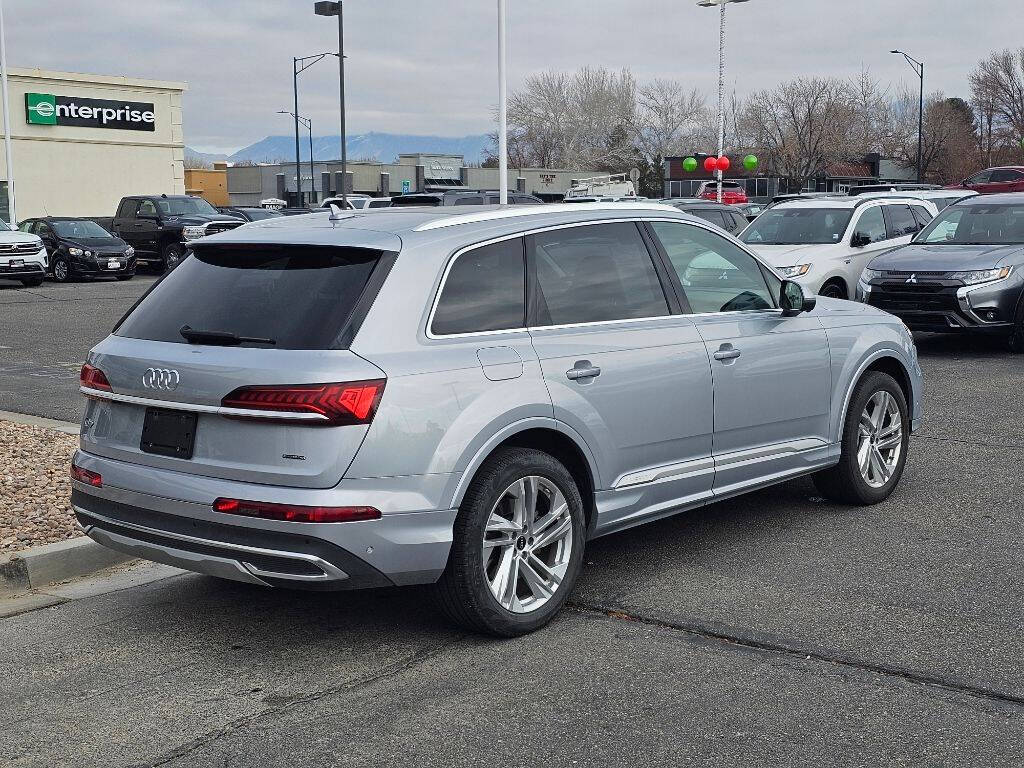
[
  {"x1": 70, "y1": 462, "x2": 102, "y2": 487},
  {"x1": 80, "y1": 363, "x2": 111, "y2": 392},
  {"x1": 220, "y1": 379, "x2": 385, "y2": 426},
  {"x1": 213, "y1": 497, "x2": 381, "y2": 523}
]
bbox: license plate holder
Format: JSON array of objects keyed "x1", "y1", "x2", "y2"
[
  {"x1": 141, "y1": 408, "x2": 197, "y2": 459},
  {"x1": 107, "y1": 259, "x2": 120, "y2": 269},
  {"x1": 9, "y1": 259, "x2": 24, "y2": 268}
]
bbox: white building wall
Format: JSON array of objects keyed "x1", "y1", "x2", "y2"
[{"x1": 0, "y1": 68, "x2": 187, "y2": 220}]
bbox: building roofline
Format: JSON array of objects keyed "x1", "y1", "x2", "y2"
[{"x1": 8, "y1": 67, "x2": 187, "y2": 92}]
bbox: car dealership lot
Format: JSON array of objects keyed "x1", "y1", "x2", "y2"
[{"x1": 1, "y1": 277, "x2": 1024, "y2": 765}]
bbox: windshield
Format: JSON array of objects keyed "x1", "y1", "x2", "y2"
[
  {"x1": 51, "y1": 220, "x2": 113, "y2": 239},
  {"x1": 741, "y1": 207, "x2": 853, "y2": 245},
  {"x1": 915, "y1": 203, "x2": 1024, "y2": 244},
  {"x1": 241, "y1": 208, "x2": 283, "y2": 220},
  {"x1": 156, "y1": 197, "x2": 218, "y2": 216}
]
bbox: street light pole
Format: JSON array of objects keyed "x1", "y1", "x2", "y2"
[
  {"x1": 279, "y1": 111, "x2": 315, "y2": 204},
  {"x1": 697, "y1": 0, "x2": 749, "y2": 204},
  {"x1": 292, "y1": 52, "x2": 336, "y2": 207},
  {"x1": 314, "y1": 2, "x2": 347, "y2": 207},
  {"x1": 0, "y1": 0, "x2": 16, "y2": 224},
  {"x1": 497, "y1": 0, "x2": 508, "y2": 205},
  {"x1": 892, "y1": 50, "x2": 925, "y2": 183}
]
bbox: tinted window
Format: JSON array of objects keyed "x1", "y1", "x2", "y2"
[
  {"x1": 886, "y1": 205, "x2": 919, "y2": 237},
  {"x1": 531, "y1": 222, "x2": 668, "y2": 325},
  {"x1": 688, "y1": 209, "x2": 728, "y2": 230},
  {"x1": 51, "y1": 220, "x2": 112, "y2": 238},
  {"x1": 116, "y1": 245, "x2": 382, "y2": 349},
  {"x1": 137, "y1": 200, "x2": 157, "y2": 217},
  {"x1": 652, "y1": 222, "x2": 774, "y2": 314},
  {"x1": 431, "y1": 238, "x2": 525, "y2": 335},
  {"x1": 910, "y1": 205, "x2": 933, "y2": 229},
  {"x1": 367, "y1": 200, "x2": 391, "y2": 208},
  {"x1": 117, "y1": 199, "x2": 135, "y2": 218},
  {"x1": 854, "y1": 206, "x2": 887, "y2": 243},
  {"x1": 965, "y1": 170, "x2": 992, "y2": 185},
  {"x1": 728, "y1": 213, "x2": 748, "y2": 233},
  {"x1": 17, "y1": 220, "x2": 34, "y2": 233},
  {"x1": 452, "y1": 196, "x2": 484, "y2": 206},
  {"x1": 742, "y1": 207, "x2": 853, "y2": 245},
  {"x1": 989, "y1": 169, "x2": 1023, "y2": 183}
]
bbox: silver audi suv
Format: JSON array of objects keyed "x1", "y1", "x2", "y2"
[{"x1": 72, "y1": 203, "x2": 922, "y2": 636}]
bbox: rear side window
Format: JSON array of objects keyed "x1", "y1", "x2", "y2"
[
  {"x1": 530, "y1": 222, "x2": 669, "y2": 326},
  {"x1": 431, "y1": 238, "x2": 525, "y2": 335},
  {"x1": 115, "y1": 245, "x2": 383, "y2": 350}
]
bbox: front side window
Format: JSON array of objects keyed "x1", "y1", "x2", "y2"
[
  {"x1": 853, "y1": 206, "x2": 887, "y2": 243},
  {"x1": 17, "y1": 220, "x2": 34, "y2": 233},
  {"x1": 989, "y1": 169, "x2": 1023, "y2": 183},
  {"x1": 742, "y1": 207, "x2": 853, "y2": 245},
  {"x1": 916, "y1": 204, "x2": 1024, "y2": 245},
  {"x1": 652, "y1": 221, "x2": 775, "y2": 314},
  {"x1": 431, "y1": 238, "x2": 525, "y2": 335},
  {"x1": 137, "y1": 200, "x2": 157, "y2": 217},
  {"x1": 910, "y1": 205, "x2": 933, "y2": 229},
  {"x1": 530, "y1": 222, "x2": 668, "y2": 326}
]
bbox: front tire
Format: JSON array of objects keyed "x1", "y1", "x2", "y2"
[
  {"x1": 814, "y1": 371, "x2": 909, "y2": 505},
  {"x1": 435, "y1": 447, "x2": 586, "y2": 637},
  {"x1": 51, "y1": 256, "x2": 71, "y2": 283},
  {"x1": 20, "y1": 276, "x2": 43, "y2": 287},
  {"x1": 1007, "y1": 298, "x2": 1024, "y2": 353},
  {"x1": 819, "y1": 280, "x2": 847, "y2": 300},
  {"x1": 162, "y1": 243, "x2": 184, "y2": 272}
]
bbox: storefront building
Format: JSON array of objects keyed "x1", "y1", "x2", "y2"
[{"x1": 0, "y1": 67, "x2": 187, "y2": 222}]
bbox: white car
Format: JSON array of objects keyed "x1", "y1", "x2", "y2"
[
  {"x1": 0, "y1": 218, "x2": 47, "y2": 287},
  {"x1": 739, "y1": 196, "x2": 938, "y2": 299},
  {"x1": 854, "y1": 188, "x2": 978, "y2": 212}
]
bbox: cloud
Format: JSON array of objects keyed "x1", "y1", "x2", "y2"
[{"x1": 5, "y1": 0, "x2": 1021, "y2": 153}]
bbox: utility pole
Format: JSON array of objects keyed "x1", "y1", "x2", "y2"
[
  {"x1": 892, "y1": 50, "x2": 925, "y2": 183},
  {"x1": 497, "y1": 0, "x2": 508, "y2": 205},
  {"x1": 0, "y1": 0, "x2": 16, "y2": 223}
]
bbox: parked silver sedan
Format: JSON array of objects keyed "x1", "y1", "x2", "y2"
[{"x1": 71, "y1": 203, "x2": 922, "y2": 636}]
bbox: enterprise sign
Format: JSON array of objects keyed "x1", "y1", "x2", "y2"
[{"x1": 25, "y1": 92, "x2": 156, "y2": 132}]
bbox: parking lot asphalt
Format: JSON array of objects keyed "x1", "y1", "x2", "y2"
[
  {"x1": 2, "y1": 284, "x2": 1024, "y2": 766},
  {"x1": 0, "y1": 275, "x2": 159, "y2": 422}
]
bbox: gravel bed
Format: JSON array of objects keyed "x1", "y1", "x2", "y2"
[{"x1": 0, "y1": 420, "x2": 79, "y2": 555}]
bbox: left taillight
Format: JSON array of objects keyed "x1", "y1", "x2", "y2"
[
  {"x1": 70, "y1": 461, "x2": 102, "y2": 487},
  {"x1": 80, "y1": 363, "x2": 111, "y2": 392},
  {"x1": 220, "y1": 379, "x2": 386, "y2": 426},
  {"x1": 213, "y1": 498, "x2": 381, "y2": 523}
]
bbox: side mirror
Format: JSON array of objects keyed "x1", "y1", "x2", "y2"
[
  {"x1": 850, "y1": 232, "x2": 871, "y2": 248},
  {"x1": 780, "y1": 280, "x2": 816, "y2": 316}
]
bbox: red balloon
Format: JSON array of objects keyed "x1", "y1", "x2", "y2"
[
  {"x1": 703, "y1": 157, "x2": 717, "y2": 172},
  {"x1": 716, "y1": 156, "x2": 731, "y2": 172}
]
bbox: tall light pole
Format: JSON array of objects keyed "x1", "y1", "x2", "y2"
[
  {"x1": 279, "y1": 111, "x2": 315, "y2": 203},
  {"x1": 497, "y1": 0, "x2": 508, "y2": 205},
  {"x1": 314, "y1": 2, "x2": 347, "y2": 208},
  {"x1": 891, "y1": 49, "x2": 924, "y2": 183},
  {"x1": 0, "y1": 0, "x2": 16, "y2": 224},
  {"x1": 292, "y1": 52, "x2": 336, "y2": 206},
  {"x1": 697, "y1": 0, "x2": 748, "y2": 203}
]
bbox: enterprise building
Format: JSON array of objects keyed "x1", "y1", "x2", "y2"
[{"x1": 0, "y1": 67, "x2": 186, "y2": 221}]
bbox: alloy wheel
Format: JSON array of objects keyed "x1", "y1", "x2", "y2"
[
  {"x1": 54, "y1": 260, "x2": 68, "y2": 281},
  {"x1": 857, "y1": 390, "x2": 903, "y2": 488},
  {"x1": 482, "y1": 475, "x2": 573, "y2": 614}
]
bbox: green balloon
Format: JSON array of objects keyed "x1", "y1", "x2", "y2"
[
  {"x1": 682, "y1": 156, "x2": 698, "y2": 173},
  {"x1": 743, "y1": 154, "x2": 758, "y2": 171}
]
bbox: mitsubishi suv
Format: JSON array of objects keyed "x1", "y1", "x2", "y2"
[
  {"x1": 859, "y1": 193, "x2": 1024, "y2": 350},
  {"x1": 741, "y1": 196, "x2": 938, "y2": 299},
  {"x1": 71, "y1": 203, "x2": 922, "y2": 636}
]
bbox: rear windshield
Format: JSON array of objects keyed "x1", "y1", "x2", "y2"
[{"x1": 115, "y1": 245, "x2": 383, "y2": 349}]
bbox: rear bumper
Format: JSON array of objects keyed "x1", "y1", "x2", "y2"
[{"x1": 70, "y1": 452, "x2": 457, "y2": 590}]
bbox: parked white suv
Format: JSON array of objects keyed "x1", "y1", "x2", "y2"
[
  {"x1": 0, "y1": 218, "x2": 47, "y2": 287},
  {"x1": 740, "y1": 197, "x2": 938, "y2": 299}
]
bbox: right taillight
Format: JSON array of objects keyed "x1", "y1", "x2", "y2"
[
  {"x1": 70, "y1": 461, "x2": 102, "y2": 487},
  {"x1": 220, "y1": 379, "x2": 386, "y2": 426},
  {"x1": 80, "y1": 363, "x2": 111, "y2": 392}
]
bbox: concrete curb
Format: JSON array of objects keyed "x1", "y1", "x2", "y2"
[
  {"x1": 0, "y1": 536, "x2": 135, "y2": 596},
  {"x1": 0, "y1": 409, "x2": 79, "y2": 435}
]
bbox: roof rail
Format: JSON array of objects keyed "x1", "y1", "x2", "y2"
[{"x1": 413, "y1": 202, "x2": 679, "y2": 232}]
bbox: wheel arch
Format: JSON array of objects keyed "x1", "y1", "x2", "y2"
[
  {"x1": 819, "y1": 276, "x2": 849, "y2": 299},
  {"x1": 446, "y1": 420, "x2": 601, "y2": 538},
  {"x1": 837, "y1": 351, "x2": 915, "y2": 440}
]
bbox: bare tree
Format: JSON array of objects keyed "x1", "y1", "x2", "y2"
[{"x1": 970, "y1": 49, "x2": 1024, "y2": 153}]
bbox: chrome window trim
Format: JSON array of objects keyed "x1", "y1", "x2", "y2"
[
  {"x1": 425, "y1": 216, "x2": 782, "y2": 340},
  {"x1": 80, "y1": 386, "x2": 329, "y2": 422}
]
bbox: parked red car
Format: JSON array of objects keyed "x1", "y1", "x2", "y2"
[
  {"x1": 949, "y1": 166, "x2": 1024, "y2": 195},
  {"x1": 696, "y1": 180, "x2": 749, "y2": 204}
]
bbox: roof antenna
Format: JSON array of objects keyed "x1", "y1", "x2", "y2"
[{"x1": 328, "y1": 203, "x2": 346, "y2": 222}]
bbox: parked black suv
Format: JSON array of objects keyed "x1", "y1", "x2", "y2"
[
  {"x1": 18, "y1": 217, "x2": 135, "y2": 282},
  {"x1": 390, "y1": 191, "x2": 544, "y2": 207},
  {"x1": 93, "y1": 195, "x2": 243, "y2": 272},
  {"x1": 859, "y1": 194, "x2": 1024, "y2": 350}
]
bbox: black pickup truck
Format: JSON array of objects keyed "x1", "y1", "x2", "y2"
[{"x1": 92, "y1": 195, "x2": 244, "y2": 272}]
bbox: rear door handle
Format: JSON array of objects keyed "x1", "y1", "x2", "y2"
[
  {"x1": 566, "y1": 363, "x2": 601, "y2": 381},
  {"x1": 713, "y1": 346, "x2": 741, "y2": 362}
]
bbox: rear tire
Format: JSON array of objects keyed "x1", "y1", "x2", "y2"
[
  {"x1": 813, "y1": 371, "x2": 909, "y2": 505},
  {"x1": 434, "y1": 447, "x2": 586, "y2": 637}
]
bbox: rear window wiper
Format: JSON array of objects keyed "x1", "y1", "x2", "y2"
[{"x1": 179, "y1": 325, "x2": 276, "y2": 346}]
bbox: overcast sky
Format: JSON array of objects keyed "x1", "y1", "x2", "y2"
[{"x1": 6, "y1": 0, "x2": 1023, "y2": 153}]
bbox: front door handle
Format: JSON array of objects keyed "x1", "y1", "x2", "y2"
[
  {"x1": 713, "y1": 345, "x2": 741, "y2": 362},
  {"x1": 566, "y1": 362, "x2": 601, "y2": 381}
]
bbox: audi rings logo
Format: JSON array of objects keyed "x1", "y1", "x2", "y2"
[{"x1": 142, "y1": 368, "x2": 180, "y2": 391}]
